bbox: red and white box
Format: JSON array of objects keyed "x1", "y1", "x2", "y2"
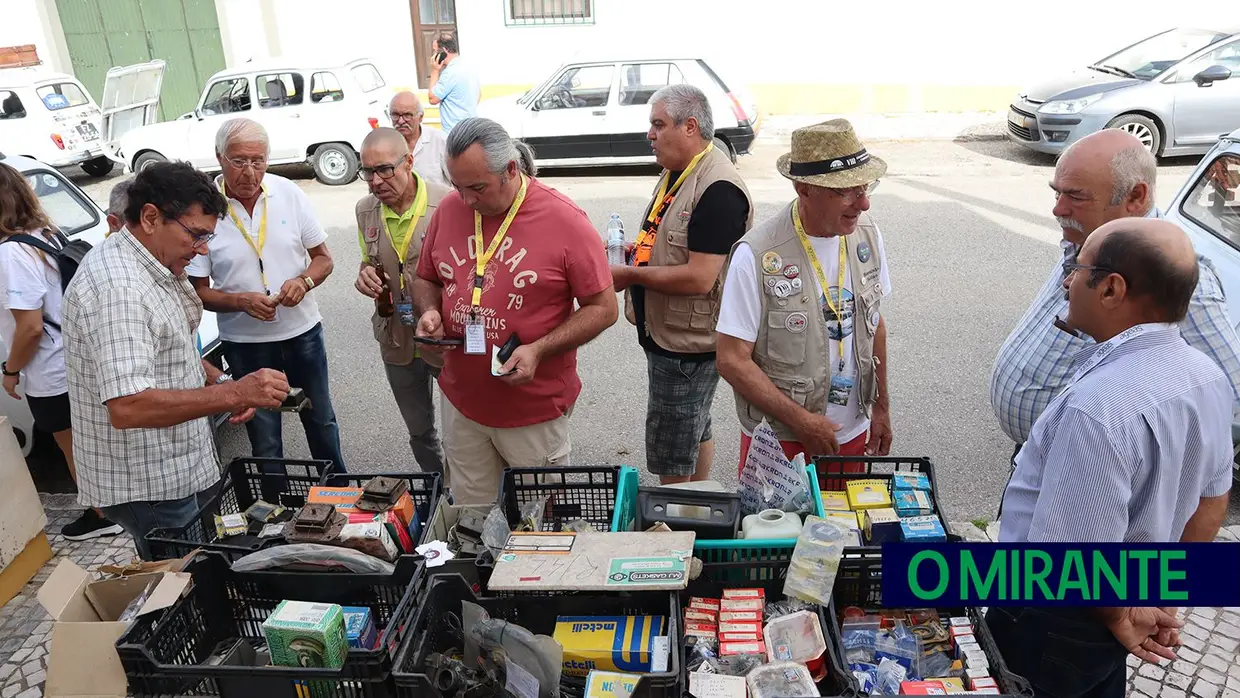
[
  {"x1": 684, "y1": 609, "x2": 717, "y2": 623},
  {"x1": 720, "y1": 598, "x2": 764, "y2": 613},
  {"x1": 718, "y1": 610, "x2": 762, "y2": 623},
  {"x1": 689, "y1": 597, "x2": 721, "y2": 612},
  {"x1": 718, "y1": 631, "x2": 763, "y2": 643},
  {"x1": 722, "y1": 588, "x2": 765, "y2": 601}
]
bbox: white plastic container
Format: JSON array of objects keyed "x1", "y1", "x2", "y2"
[
  {"x1": 741, "y1": 509, "x2": 803, "y2": 539},
  {"x1": 763, "y1": 609, "x2": 827, "y2": 664}
]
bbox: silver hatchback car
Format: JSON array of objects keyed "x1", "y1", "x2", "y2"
[{"x1": 1007, "y1": 26, "x2": 1240, "y2": 158}]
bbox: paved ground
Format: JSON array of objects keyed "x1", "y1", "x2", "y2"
[{"x1": 4, "y1": 133, "x2": 1236, "y2": 697}]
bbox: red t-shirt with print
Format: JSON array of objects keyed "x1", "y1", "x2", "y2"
[{"x1": 416, "y1": 177, "x2": 611, "y2": 428}]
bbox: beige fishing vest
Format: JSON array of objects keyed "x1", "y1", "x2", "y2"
[
  {"x1": 356, "y1": 180, "x2": 449, "y2": 366},
  {"x1": 623, "y1": 144, "x2": 753, "y2": 354},
  {"x1": 726, "y1": 201, "x2": 884, "y2": 441}
]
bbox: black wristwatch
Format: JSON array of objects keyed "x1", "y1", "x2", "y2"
[{"x1": 2, "y1": 362, "x2": 19, "y2": 377}]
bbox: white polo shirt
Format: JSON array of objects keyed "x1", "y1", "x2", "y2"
[
  {"x1": 187, "y1": 173, "x2": 328, "y2": 343},
  {"x1": 412, "y1": 125, "x2": 450, "y2": 189}
]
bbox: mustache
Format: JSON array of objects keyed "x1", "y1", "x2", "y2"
[{"x1": 1057, "y1": 216, "x2": 1084, "y2": 232}]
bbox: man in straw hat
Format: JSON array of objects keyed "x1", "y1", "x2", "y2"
[{"x1": 717, "y1": 119, "x2": 893, "y2": 468}]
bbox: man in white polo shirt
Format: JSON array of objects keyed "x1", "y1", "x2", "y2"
[
  {"x1": 188, "y1": 117, "x2": 345, "y2": 474},
  {"x1": 389, "y1": 90, "x2": 450, "y2": 188}
]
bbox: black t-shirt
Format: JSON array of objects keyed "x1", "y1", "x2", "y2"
[{"x1": 632, "y1": 178, "x2": 751, "y2": 360}]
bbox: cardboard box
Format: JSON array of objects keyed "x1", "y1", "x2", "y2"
[
  {"x1": 863, "y1": 508, "x2": 902, "y2": 545},
  {"x1": 891, "y1": 471, "x2": 932, "y2": 492},
  {"x1": 38, "y1": 559, "x2": 192, "y2": 698},
  {"x1": 901, "y1": 514, "x2": 948, "y2": 542},
  {"x1": 900, "y1": 678, "x2": 966, "y2": 693},
  {"x1": 342, "y1": 606, "x2": 378, "y2": 649},
  {"x1": 819, "y1": 490, "x2": 851, "y2": 511},
  {"x1": 846, "y1": 479, "x2": 891, "y2": 510},
  {"x1": 555, "y1": 615, "x2": 668, "y2": 677},
  {"x1": 1, "y1": 416, "x2": 48, "y2": 607},
  {"x1": 308, "y1": 486, "x2": 415, "y2": 531},
  {"x1": 893, "y1": 489, "x2": 934, "y2": 517},
  {"x1": 585, "y1": 670, "x2": 641, "y2": 698},
  {"x1": 263, "y1": 600, "x2": 348, "y2": 669}
]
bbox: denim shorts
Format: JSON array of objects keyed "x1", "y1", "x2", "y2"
[{"x1": 645, "y1": 352, "x2": 720, "y2": 477}]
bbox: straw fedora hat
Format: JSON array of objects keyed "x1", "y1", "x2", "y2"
[{"x1": 777, "y1": 118, "x2": 887, "y2": 189}]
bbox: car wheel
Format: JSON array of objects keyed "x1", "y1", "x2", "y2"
[
  {"x1": 1105, "y1": 114, "x2": 1162, "y2": 155},
  {"x1": 312, "y1": 143, "x2": 359, "y2": 185},
  {"x1": 133, "y1": 151, "x2": 168, "y2": 172},
  {"x1": 714, "y1": 137, "x2": 737, "y2": 164},
  {"x1": 81, "y1": 156, "x2": 115, "y2": 177}
]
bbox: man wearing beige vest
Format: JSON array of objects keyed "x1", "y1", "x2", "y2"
[
  {"x1": 611, "y1": 84, "x2": 753, "y2": 484},
  {"x1": 354, "y1": 127, "x2": 448, "y2": 472},
  {"x1": 717, "y1": 119, "x2": 894, "y2": 470}
]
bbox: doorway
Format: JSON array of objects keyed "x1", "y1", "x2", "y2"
[{"x1": 410, "y1": 0, "x2": 458, "y2": 89}]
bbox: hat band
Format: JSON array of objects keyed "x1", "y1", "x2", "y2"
[{"x1": 788, "y1": 148, "x2": 870, "y2": 176}]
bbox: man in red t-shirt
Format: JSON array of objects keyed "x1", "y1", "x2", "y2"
[{"x1": 414, "y1": 118, "x2": 618, "y2": 504}]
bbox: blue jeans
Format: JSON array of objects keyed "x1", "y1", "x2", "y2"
[
  {"x1": 100, "y1": 486, "x2": 217, "y2": 560},
  {"x1": 222, "y1": 323, "x2": 346, "y2": 482}
]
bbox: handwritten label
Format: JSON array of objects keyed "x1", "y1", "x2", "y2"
[
  {"x1": 504, "y1": 658, "x2": 539, "y2": 698},
  {"x1": 689, "y1": 672, "x2": 747, "y2": 698}
]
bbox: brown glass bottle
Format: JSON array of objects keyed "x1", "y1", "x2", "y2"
[{"x1": 374, "y1": 262, "x2": 394, "y2": 317}]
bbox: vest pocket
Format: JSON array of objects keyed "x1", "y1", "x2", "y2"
[
  {"x1": 859, "y1": 286, "x2": 882, "y2": 335},
  {"x1": 746, "y1": 373, "x2": 813, "y2": 423},
  {"x1": 372, "y1": 314, "x2": 398, "y2": 348},
  {"x1": 665, "y1": 297, "x2": 716, "y2": 331},
  {"x1": 763, "y1": 311, "x2": 809, "y2": 365}
]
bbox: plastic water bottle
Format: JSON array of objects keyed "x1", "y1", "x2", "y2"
[{"x1": 606, "y1": 213, "x2": 626, "y2": 265}]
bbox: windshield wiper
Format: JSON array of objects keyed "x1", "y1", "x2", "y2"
[{"x1": 1091, "y1": 64, "x2": 1138, "y2": 79}]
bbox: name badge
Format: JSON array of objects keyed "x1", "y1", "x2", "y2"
[
  {"x1": 828, "y1": 373, "x2": 854, "y2": 407},
  {"x1": 464, "y1": 317, "x2": 487, "y2": 355},
  {"x1": 395, "y1": 301, "x2": 415, "y2": 326}
]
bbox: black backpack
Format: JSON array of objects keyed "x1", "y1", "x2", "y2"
[{"x1": 1, "y1": 229, "x2": 92, "y2": 331}]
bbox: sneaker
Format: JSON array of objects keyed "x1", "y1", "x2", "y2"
[{"x1": 61, "y1": 509, "x2": 124, "y2": 541}]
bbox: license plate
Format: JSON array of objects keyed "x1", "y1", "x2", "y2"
[
  {"x1": 77, "y1": 123, "x2": 99, "y2": 140},
  {"x1": 1007, "y1": 109, "x2": 1031, "y2": 128}
]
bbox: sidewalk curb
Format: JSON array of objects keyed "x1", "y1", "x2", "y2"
[{"x1": 756, "y1": 112, "x2": 1009, "y2": 144}]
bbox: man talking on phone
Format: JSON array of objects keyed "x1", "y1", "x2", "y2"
[
  {"x1": 426, "y1": 31, "x2": 479, "y2": 134},
  {"x1": 188, "y1": 118, "x2": 345, "y2": 474}
]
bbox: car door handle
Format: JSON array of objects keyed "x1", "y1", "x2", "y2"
[
  {"x1": 289, "y1": 113, "x2": 301, "y2": 118},
  {"x1": 592, "y1": 110, "x2": 606, "y2": 116}
]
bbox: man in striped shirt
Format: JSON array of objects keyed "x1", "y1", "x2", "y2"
[
  {"x1": 989, "y1": 129, "x2": 1240, "y2": 467},
  {"x1": 989, "y1": 217, "x2": 1231, "y2": 698}
]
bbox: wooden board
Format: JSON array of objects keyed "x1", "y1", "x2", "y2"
[{"x1": 487, "y1": 530, "x2": 695, "y2": 592}]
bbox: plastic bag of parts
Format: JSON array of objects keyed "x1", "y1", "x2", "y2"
[
  {"x1": 746, "y1": 661, "x2": 818, "y2": 698},
  {"x1": 481, "y1": 505, "x2": 512, "y2": 558},
  {"x1": 230, "y1": 543, "x2": 396, "y2": 574},
  {"x1": 462, "y1": 599, "x2": 562, "y2": 698},
  {"x1": 763, "y1": 596, "x2": 815, "y2": 622},
  {"x1": 516, "y1": 496, "x2": 549, "y2": 532},
  {"x1": 874, "y1": 657, "x2": 908, "y2": 695},
  {"x1": 117, "y1": 578, "x2": 158, "y2": 624},
  {"x1": 783, "y1": 515, "x2": 850, "y2": 606}
]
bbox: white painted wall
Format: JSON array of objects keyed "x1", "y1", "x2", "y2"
[{"x1": 0, "y1": 0, "x2": 71, "y2": 74}]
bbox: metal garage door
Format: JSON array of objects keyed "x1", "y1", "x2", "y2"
[{"x1": 55, "y1": 0, "x2": 225, "y2": 121}]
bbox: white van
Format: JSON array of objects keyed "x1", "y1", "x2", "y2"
[
  {"x1": 0, "y1": 151, "x2": 223, "y2": 456},
  {"x1": 0, "y1": 65, "x2": 116, "y2": 177}
]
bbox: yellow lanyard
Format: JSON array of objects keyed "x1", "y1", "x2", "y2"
[
  {"x1": 381, "y1": 173, "x2": 428, "y2": 292},
  {"x1": 221, "y1": 182, "x2": 269, "y2": 291},
  {"x1": 792, "y1": 200, "x2": 848, "y2": 372},
  {"x1": 472, "y1": 174, "x2": 528, "y2": 309},
  {"x1": 644, "y1": 142, "x2": 714, "y2": 225}
]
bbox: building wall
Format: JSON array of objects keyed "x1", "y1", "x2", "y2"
[{"x1": 0, "y1": 0, "x2": 72, "y2": 73}]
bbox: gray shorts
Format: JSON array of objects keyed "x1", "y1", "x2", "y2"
[{"x1": 645, "y1": 352, "x2": 720, "y2": 477}]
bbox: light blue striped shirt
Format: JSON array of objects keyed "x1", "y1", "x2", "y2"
[
  {"x1": 999, "y1": 324, "x2": 1234, "y2": 543},
  {"x1": 989, "y1": 211, "x2": 1240, "y2": 444}
]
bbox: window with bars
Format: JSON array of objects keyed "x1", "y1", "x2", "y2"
[{"x1": 507, "y1": 0, "x2": 593, "y2": 26}]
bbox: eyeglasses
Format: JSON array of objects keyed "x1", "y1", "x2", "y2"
[
  {"x1": 169, "y1": 216, "x2": 216, "y2": 247},
  {"x1": 829, "y1": 180, "x2": 880, "y2": 204},
  {"x1": 390, "y1": 111, "x2": 420, "y2": 123},
  {"x1": 1063, "y1": 261, "x2": 1122, "y2": 279},
  {"x1": 359, "y1": 158, "x2": 406, "y2": 182},
  {"x1": 226, "y1": 157, "x2": 268, "y2": 170}
]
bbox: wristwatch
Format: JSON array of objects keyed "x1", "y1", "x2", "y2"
[
  {"x1": 215, "y1": 373, "x2": 234, "y2": 385},
  {"x1": 302, "y1": 275, "x2": 315, "y2": 290},
  {"x1": 1, "y1": 362, "x2": 18, "y2": 377}
]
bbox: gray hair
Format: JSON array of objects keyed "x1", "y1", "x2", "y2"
[
  {"x1": 215, "y1": 117, "x2": 269, "y2": 156},
  {"x1": 446, "y1": 117, "x2": 537, "y2": 177},
  {"x1": 651, "y1": 83, "x2": 714, "y2": 141},
  {"x1": 1109, "y1": 145, "x2": 1157, "y2": 213},
  {"x1": 389, "y1": 90, "x2": 424, "y2": 117},
  {"x1": 107, "y1": 178, "x2": 133, "y2": 216}
]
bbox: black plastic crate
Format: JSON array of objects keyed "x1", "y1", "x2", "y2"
[
  {"x1": 118, "y1": 551, "x2": 423, "y2": 698},
  {"x1": 498, "y1": 465, "x2": 621, "y2": 532},
  {"x1": 827, "y1": 551, "x2": 1034, "y2": 697},
  {"x1": 392, "y1": 573, "x2": 681, "y2": 698},
  {"x1": 321, "y1": 471, "x2": 443, "y2": 545},
  {"x1": 145, "y1": 457, "x2": 330, "y2": 561},
  {"x1": 814, "y1": 456, "x2": 952, "y2": 551},
  {"x1": 685, "y1": 559, "x2": 853, "y2": 697}
]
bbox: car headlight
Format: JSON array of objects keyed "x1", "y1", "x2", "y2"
[{"x1": 1040, "y1": 94, "x2": 1104, "y2": 115}]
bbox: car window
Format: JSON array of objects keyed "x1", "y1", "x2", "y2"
[
  {"x1": 619, "y1": 63, "x2": 686, "y2": 106},
  {"x1": 311, "y1": 72, "x2": 344, "y2": 103},
  {"x1": 257, "y1": 72, "x2": 304, "y2": 108},
  {"x1": 1100, "y1": 28, "x2": 1231, "y2": 79},
  {"x1": 350, "y1": 64, "x2": 386, "y2": 93},
  {"x1": 1180, "y1": 152, "x2": 1240, "y2": 250},
  {"x1": 0, "y1": 90, "x2": 25, "y2": 120},
  {"x1": 537, "y1": 65, "x2": 614, "y2": 110},
  {"x1": 202, "y1": 77, "x2": 251, "y2": 115},
  {"x1": 23, "y1": 170, "x2": 99, "y2": 236},
  {"x1": 1173, "y1": 39, "x2": 1240, "y2": 82},
  {"x1": 35, "y1": 82, "x2": 90, "y2": 111}
]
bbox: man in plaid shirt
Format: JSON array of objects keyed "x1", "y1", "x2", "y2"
[
  {"x1": 63, "y1": 162, "x2": 291, "y2": 559},
  {"x1": 991, "y1": 129, "x2": 1240, "y2": 477}
]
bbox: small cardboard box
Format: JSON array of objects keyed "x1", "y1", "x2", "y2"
[
  {"x1": 38, "y1": 559, "x2": 192, "y2": 698},
  {"x1": 555, "y1": 615, "x2": 668, "y2": 677},
  {"x1": 846, "y1": 479, "x2": 891, "y2": 510}
]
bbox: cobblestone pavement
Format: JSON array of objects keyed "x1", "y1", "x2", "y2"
[
  {"x1": 951, "y1": 521, "x2": 1240, "y2": 698},
  {"x1": 2, "y1": 498, "x2": 1238, "y2": 697}
]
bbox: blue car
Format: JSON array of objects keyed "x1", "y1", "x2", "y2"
[{"x1": 1007, "y1": 26, "x2": 1240, "y2": 158}]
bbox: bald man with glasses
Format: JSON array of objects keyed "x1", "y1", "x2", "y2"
[{"x1": 389, "y1": 91, "x2": 450, "y2": 188}]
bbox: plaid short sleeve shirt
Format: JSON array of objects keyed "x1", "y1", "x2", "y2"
[{"x1": 62, "y1": 230, "x2": 220, "y2": 508}]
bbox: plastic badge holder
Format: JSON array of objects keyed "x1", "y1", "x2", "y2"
[{"x1": 634, "y1": 486, "x2": 741, "y2": 540}]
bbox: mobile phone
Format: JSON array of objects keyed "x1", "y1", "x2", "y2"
[
  {"x1": 411, "y1": 335, "x2": 464, "y2": 346},
  {"x1": 434, "y1": 50, "x2": 447, "y2": 65},
  {"x1": 278, "y1": 387, "x2": 311, "y2": 412}
]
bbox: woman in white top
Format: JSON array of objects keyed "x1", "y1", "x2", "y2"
[{"x1": 0, "y1": 163, "x2": 122, "y2": 540}]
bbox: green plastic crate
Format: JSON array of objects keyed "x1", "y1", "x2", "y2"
[{"x1": 613, "y1": 464, "x2": 824, "y2": 564}]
